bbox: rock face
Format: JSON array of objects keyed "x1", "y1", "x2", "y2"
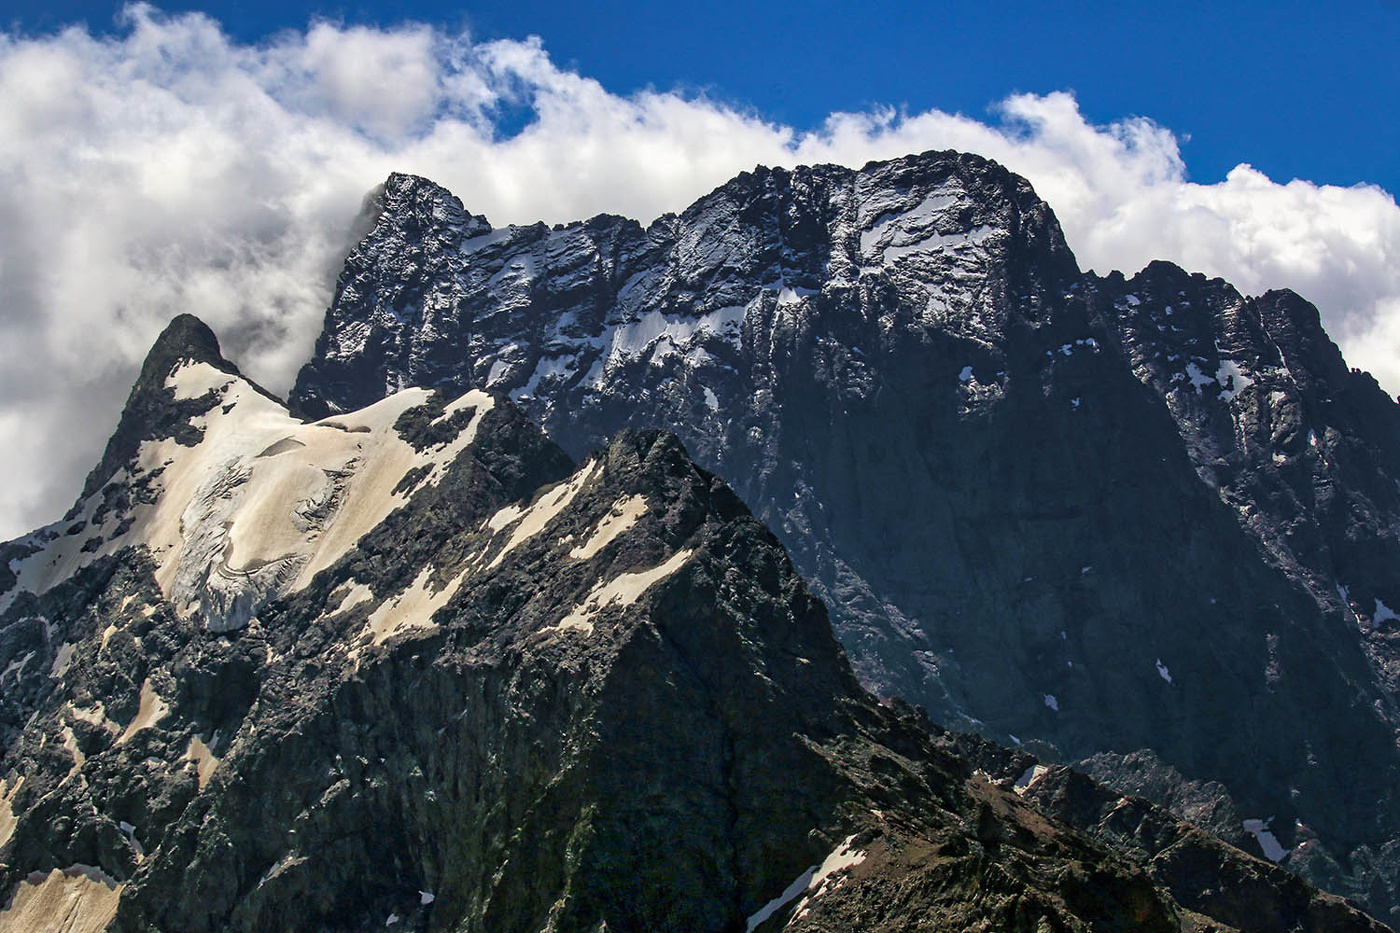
[
  {"x1": 289, "y1": 155, "x2": 1400, "y2": 922},
  {"x1": 2, "y1": 319, "x2": 1388, "y2": 931}
]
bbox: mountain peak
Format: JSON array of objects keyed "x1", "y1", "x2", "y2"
[
  {"x1": 379, "y1": 171, "x2": 491, "y2": 238},
  {"x1": 143, "y1": 312, "x2": 226, "y2": 372},
  {"x1": 6, "y1": 167, "x2": 1400, "y2": 926},
  {"x1": 281, "y1": 152, "x2": 1400, "y2": 920},
  {"x1": 74, "y1": 314, "x2": 248, "y2": 504}
]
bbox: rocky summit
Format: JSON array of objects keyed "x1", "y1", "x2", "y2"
[
  {"x1": 1, "y1": 147, "x2": 1397, "y2": 931},
  {"x1": 289, "y1": 152, "x2": 1400, "y2": 923}
]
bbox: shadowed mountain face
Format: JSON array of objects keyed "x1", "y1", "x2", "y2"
[
  {"x1": 3, "y1": 319, "x2": 1385, "y2": 931},
  {"x1": 289, "y1": 153, "x2": 1400, "y2": 921}
]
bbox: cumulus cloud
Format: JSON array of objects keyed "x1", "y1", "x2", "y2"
[{"x1": 1, "y1": 4, "x2": 1398, "y2": 539}]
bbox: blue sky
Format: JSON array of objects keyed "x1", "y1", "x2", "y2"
[
  {"x1": 1, "y1": 0, "x2": 1399, "y2": 538},
  {"x1": 9, "y1": 0, "x2": 1400, "y2": 197}
]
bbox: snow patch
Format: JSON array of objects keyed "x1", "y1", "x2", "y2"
[
  {"x1": 745, "y1": 834, "x2": 868, "y2": 931},
  {"x1": 547, "y1": 548, "x2": 695, "y2": 636},
  {"x1": 117, "y1": 680, "x2": 169, "y2": 745},
  {"x1": 485, "y1": 358, "x2": 512, "y2": 387},
  {"x1": 3, "y1": 651, "x2": 34, "y2": 684},
  {"x1": 880, "y1": 225, "x2": 996, "y2": 264},
  {"x1": 1043, "y1": 693, "x2": 1059, "y2": 712},
  {"x1": 1215, "y1": 359, "x2": 1254, "y2": 402},
  {"x1": 8, "y1": 370, "x2": 498, "y2": 635},
  {"x1": 66, "y1": 702, "x2": 113, "y2": 732},
  {"x1": 1053, "y1": 338, "x2": 1100, "y2": 358},
  {"x1": 1337, "y1": 584, "x2": 1363, "y2": 627},
  {"x1": 790, "y1": 835, "x2": 869, "y2": 924},
  {"x1": 458, "y1": 225, "x2": 514, "y2": 254},
  {"x1": 775, "y1": 285, "x2": 808, "y2": 306},
  {"x1": 1014, "y1": 764, "x2": 1050, "y2": 794},
  {"x1": 594, "y1": 304, "x2": 746, "y2": 378},
  {"x1": 366, "y1": 565, "x2": 470, "y2": 645},
  {"x1": 1185, "y1": 362, "x2": 1215, "y2": 393},
  {"x1": 117, "y1": 821, "x2": 144, "y2": 859},
  {"x1": 0, "y1": 865, "x2": 123, "y2": 933},
  {"x1": 745, "y1": 868, "x2": 814, "y2": 932},
  {"x1": 486, "y1": 459, "x2": 601, "y2": 569},
  {"x1": 61, "y1": 725, "x2": 85, "y2": 771},
  {"x1": 1243, "y1": 817, "x2": 1290, "y2": 862},
  {"x1": 1155, "y1": 658, "x2": 1173, "y2": 684},
  {"x1": 568, "y1": 495, "x2": 648, "y2": 561},
  {"x1": 167, "y1": 361, "x2": 233, "y2": 401},
  {"x1": 330, "y1": 580, "x2": 374, "y2": 615},
  {"x1": 185, "y1": 734, "x2": 220, "y2": 789},
  {"x1": 0, "y1": 775, "x2": 23, "y2": 850},
  {"x1": 50, "y1": 642, "x2": 76, "y2": 680},
  {"x1": 511, "y1": 353, "x2": 578, "y2": 402}
]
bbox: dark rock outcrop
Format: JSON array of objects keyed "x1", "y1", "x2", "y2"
[
  {"x1": 287, "y1": 153, "x2": 1400, "y2": 921},
  {"x1": 2, "y1": 318, "x2": 1387, "y2": 931}
]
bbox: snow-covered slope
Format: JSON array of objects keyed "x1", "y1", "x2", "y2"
[{"x1": 4, "y1": 321, "x2": 497, "y2": 634}]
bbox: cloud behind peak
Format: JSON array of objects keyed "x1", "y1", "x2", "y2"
[{"x1": 1, "y1": 6, "x2": 1397, "y2": 539}]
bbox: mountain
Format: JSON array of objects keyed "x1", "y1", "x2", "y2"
[
  {"x1": 288, "y1": 155, "x2": 1400, "y2": 922},
  {"x1": 1, "y1": 317, "x2": 1387, "y2": 930}
]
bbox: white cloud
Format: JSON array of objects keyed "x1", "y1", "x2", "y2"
[{"x1": 1, "y1": 5, "x2": 1398, "y2": 539}]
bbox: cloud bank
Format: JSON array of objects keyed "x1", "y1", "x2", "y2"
[{"x1": 2, "y1": 5, "x2": 1398, "y2": 539}]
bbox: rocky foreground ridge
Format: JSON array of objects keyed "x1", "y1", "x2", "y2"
[
  {"x1": 0, "y1": 318, "x2": 1388, "y2": 930},
  {"x1": 288, "y1": 152, "x2": 1400, "y2": 922}
]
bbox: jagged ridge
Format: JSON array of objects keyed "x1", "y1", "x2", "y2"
[
  {"x1": 288, "y1": 151, "x2": 1400, "y2": 922},
  {"x1": 0, "y1": 317, "x2": 1388, "y2": 930}
]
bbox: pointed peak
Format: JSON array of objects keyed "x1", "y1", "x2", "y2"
[
  {"x1": 155, "y1": 311, "x2": 221, "y2": 354},
  {"x1": 374, "y1": 172, "x2": 492, "y2": 238},
  {"x1": 74, "y1": 316, "x2": 261, "y2": 504},
  {"x1": 137, "y1": 313, "x2": 232, "y2": 383},
  {"x1": 122, "y1": 313, "x2": 253, "y2": 416},
  {"x1": 384, "y1": 171, "x2": 454, "y2": 197}
]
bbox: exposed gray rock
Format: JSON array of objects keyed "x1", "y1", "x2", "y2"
[
  {"x1": 288, "y1": 152, "x2": 1400, "y2": 923},
  {"x1": 2, "y1": 318, "x2": 1387, "y2": 931}
]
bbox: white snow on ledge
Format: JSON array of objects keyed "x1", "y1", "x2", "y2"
[
  {"x1": 1215, "y1": 359, "x2": 1254, "y2": 402},
  {"x1": 1243, "y1": 817, "x2": 1290, "y2": 863},
  {"x1": 1185, "y1": 361, "x2": 1215, "y2": 393},
  {"x1": 486, "y1": 458, "x2": 601, "y2": 570},
  {"x1": 1155, "y1": 658, "x2": 1173, "y2": 683},
  {"x1": 568, "y1": 494, "x2": 648, "y2": 561},
  {"x1": 745, "y1": 866, "x2": 814, "y2": 932},
  {"x1": 1014, "y1": 764, "x2": 1049, "y2": 794},
  {"x1": 544, "y1": 547, "x2": 696, "y2": 636},
  {"x1": 745, "y1": 834, "x2": 867, "y2": 931}
]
